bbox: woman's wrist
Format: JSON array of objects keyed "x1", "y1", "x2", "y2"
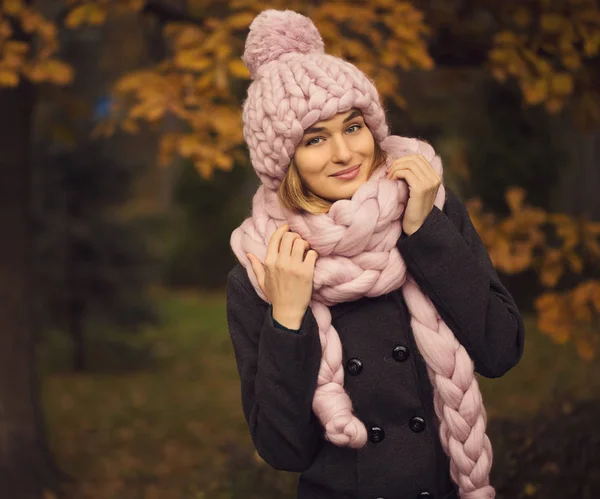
[{"x1": 272, "y1": 307, "x2": 305, "y2": 330}]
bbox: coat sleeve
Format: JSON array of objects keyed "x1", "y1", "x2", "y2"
[
  {"x1": 396, "y1": 186, "x2": 525, "y2": 378},
  {"x1": 225, "y1": 269, "x2": 324, "y2": 471}
]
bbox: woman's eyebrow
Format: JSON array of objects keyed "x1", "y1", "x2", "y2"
[{"x1": 304, "y1": 110, "x2": 363, "y2": 135}]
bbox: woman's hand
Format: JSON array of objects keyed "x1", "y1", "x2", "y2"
[
  {"x1": 386, "y1": 154, "x2": 442, "y2": 236},
  {"x1": 247, "y1": 223, "x2": 319, "y2": 329}
]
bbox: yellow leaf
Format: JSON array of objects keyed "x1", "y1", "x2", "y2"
[
  {"x1": 545, "y1": 98, "x2": 564, "y2": 114},
  {"x1": 494, "y1": 31, "x2": 519, "y2": 46},
  {"x1": 196, "y1": 160, "x2": 214, "y2": 179},
  {"x1": 541, "y1": 13, "x2": 566, "y2": 33},
  {"x1": 178, "y1": 135, "x2": 200, "y2": 156},
  {"x1": 226, "y1": 12, "x2": 255, "y2": 30},
  {"x1": 3, "y1": 0, "x2": 24, "y2": 16},
  {"x1": 562, "y1": 52, "x2": 581, "y2": 70},
  {"x1": 491, "y1": 67, "x2": 508, "y2": 82},
  {"x1": 126, "y1": 0, "x2": 145, "y2": 12},
  {"x1": 0, "y1": 70, "x2": 19, "y2": 86},
  {"x1": 550, "y1": 73, "x2": 573, "y2": 95},
  {"x1": 215, "y1": 152, "x2": 233, "y2": 171},
  {"x1": 505, "y1": 187, "x2": 526, "y2": 213},
  {"x1": 523, "y1": 482, "x2": 539, "y2": 496},
  {"x1": 88, "y1": 6, "x2": 107, "y2": 25},
  {"x1": 175, "y1": 52, "x2": 213, "y2": 71},
  {"x1": 513, "y1": 7, "x2": 531, "y2": 28},
  {"x1": 64, "y1": 6, "x2": 88, "y2": 28},
  {"x1": 584, "y1": 33, "x2": 600, "y2": 57},
  {"x1": 91, "y1": 119, "x2": 117, "y2": 139},
  {"x1": 4, "y1": 40, "x2": 29, "y2": 55},
  {"x1": 228, "y1": 59, "x2": 249, "y2": 78},
  {"x1": 121, "y1": 119, "x2": 139, "y2": 134},
  {"x1": 522, "y1": 78, "x2": 548, "y2": 105},
  {"x1": 575, "y1": 338, "x2": 595, "y2": 362},
  {"x1": 393, "y1": 24, "x2": 419, "y2": 42},
  {"x1": 318, "y1": 4, "x2": 358, "y2": 22},
  {"x1": 215, "y1": 44, "x2": 231, "y2": 60},
  {"x1": 44, "y1": 59, "x2": 74, "y2": 85},
  {"x1": 566, "y1": 251, "x2": 583, "y2": 273},
  {"x1": 541, "y1": 263, "x2": 564, "y2": 288},
  {"x1": 65, "y1": 5, "x2": 106, "y2": 29},
  {"x1": 195, "y1": 73, "x2": 213, "y2": 91}
]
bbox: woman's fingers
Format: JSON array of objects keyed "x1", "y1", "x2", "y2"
[
  {"x1": 291, "y1": 237, "x2": 310, "y2": 264},
  {"x1": 304, "y1": 249, "x2": 319, "y2": 268},
  {"x1": 246, "y1": 253, "x2": 265, "y2": 294},
  {"x1": 279, "y1": 231, "x2": 301, "y2": 262},
  {"x1": 265, "y1": 222, "x2": 313, "y2": 269},
  {"x1": 387, "y1": 156, "x2": 425, "y2": 182},
  {"x1": 265, "y1": 223, "x2": 290, "y2": 266},
  {"x1": 389, "y1": 168, "x2": 419, "y2": 187},
  {"x1": 387, "y1": 155, "x2": 439, "y2": 184}
]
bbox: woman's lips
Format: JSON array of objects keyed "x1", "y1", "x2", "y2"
[{"x1": 331, "y1": 164, "x2": 361, "y2": 180}]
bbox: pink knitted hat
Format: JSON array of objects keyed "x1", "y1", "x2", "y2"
[
  {"x1": 241, "y1": 9, "x2": 389, "y2": 190},
  {"x1": 231, "y1": 9, "x2": 496, "y2": 499}
]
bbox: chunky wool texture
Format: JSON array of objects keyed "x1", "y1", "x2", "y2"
[{"x1": 230, "y1": 9, "x2": 496, "y2": 499}]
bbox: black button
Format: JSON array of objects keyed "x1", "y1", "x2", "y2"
[
  {"x1": 368, "y1": 426, "x2": 385, "y2": 443},
  {"x1": 392, "y1": 345, "x2": 409, "y2": 362},
  {"x1": 346, "y1": 358, "x2": 363, "y2": 375},
  {"x1": 409, "y1": 416, "x2": 426, "y2": 433},
  {"x1": 417, "y1": 492, "x2": 433, "y2": 498}
]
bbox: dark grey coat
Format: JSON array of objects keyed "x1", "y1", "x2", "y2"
[{"x1": 226, "y1": 186, "x2": 525, "y2": 499}]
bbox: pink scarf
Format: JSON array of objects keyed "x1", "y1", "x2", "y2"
[{"x1": 230, "y1": 135, "x2": 495, "y2": 499}]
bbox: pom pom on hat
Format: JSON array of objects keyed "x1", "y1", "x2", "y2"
[{"x1": 242, "y1": 9, "x2": 325, "y2": 79}]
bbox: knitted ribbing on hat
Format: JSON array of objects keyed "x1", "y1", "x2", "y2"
[{"x1": 230, "y1": 9, "x2": 495, "y2": 499}]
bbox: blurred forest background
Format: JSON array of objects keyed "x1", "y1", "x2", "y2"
[{"x1": 0, "y1": 0, "x2": 599, "y2": 498}]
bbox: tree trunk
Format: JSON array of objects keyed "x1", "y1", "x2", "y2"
[{"x1": 0, "y1": 79, "x2": 64, "y2": 498}]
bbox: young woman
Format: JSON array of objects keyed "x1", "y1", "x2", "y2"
[{"x1": 227, "y1": 9, "x2": 525, "y2": 499}]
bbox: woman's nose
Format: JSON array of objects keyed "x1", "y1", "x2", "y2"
[{"x1": 331, "y1": 136, "x2": 352, "y2": 163}]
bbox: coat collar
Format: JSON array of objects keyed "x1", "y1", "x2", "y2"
[
  {"x1": 328, "y1": 297, "x2": 366, "y2": 320},
  {"x1": 328, "y1": 288, "x2": 406, "y2": 320}
]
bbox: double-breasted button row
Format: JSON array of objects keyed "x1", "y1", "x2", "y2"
[
  {"x1": 368, "y1": 416, "x2": 425, "y2": 444},
  {"x1": 346, "y1": 345, "x2": 410, "y2": 376}
]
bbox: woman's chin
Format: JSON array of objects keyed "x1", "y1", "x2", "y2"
[{"x1": 325, "y1": 184, "x2": 364, "y2": 202}]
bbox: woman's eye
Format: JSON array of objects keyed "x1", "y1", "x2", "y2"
[{"x1": 305, "y1": 125, "x2": 362, "y2": 146}]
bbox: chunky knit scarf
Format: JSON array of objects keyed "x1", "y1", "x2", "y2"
[{"x1": 230, "y1": 135, "x2": 495, "y2": 498}]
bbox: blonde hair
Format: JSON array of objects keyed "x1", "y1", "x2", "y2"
[{"x1": 278, "y1": 139, "x2": 388, "y2": 215}]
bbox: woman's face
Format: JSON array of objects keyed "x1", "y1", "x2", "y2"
[{"x1": 292, "y1": 109, "x2": 375, "y2": 202}]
